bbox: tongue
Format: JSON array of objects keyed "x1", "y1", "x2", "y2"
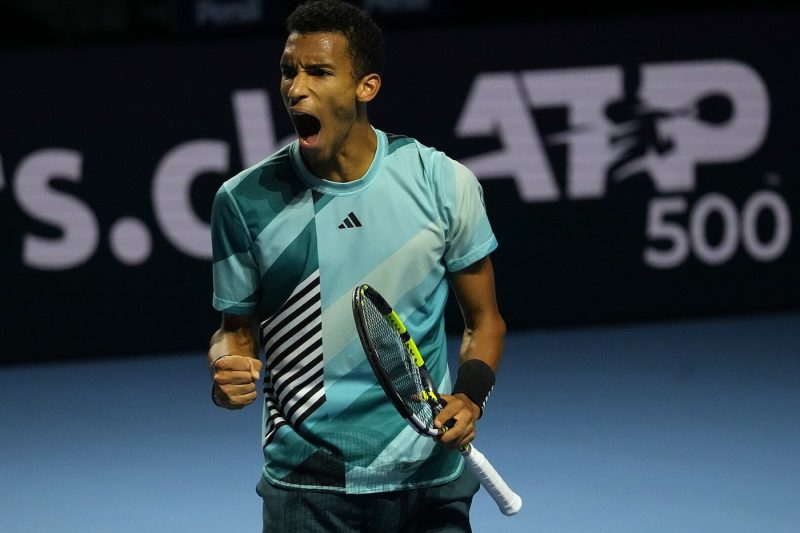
[{"x1": 299, "y1": 132, "x2": 320, "y2": 148}]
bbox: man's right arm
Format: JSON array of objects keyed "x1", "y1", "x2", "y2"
[{"x1": 208, "y1": 313, "x2": 263, "y2": 409}]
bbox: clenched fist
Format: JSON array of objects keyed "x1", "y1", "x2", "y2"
[{"x1": 211, "y1": 354, "x2": 263, "y2": 409}]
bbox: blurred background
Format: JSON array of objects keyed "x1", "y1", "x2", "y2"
[
  {"x1": 2, "y1": 1, "x2": 791, "y2": 47},
  {"x1": 1, "y1": 1, "x2": 798, "y2": 532}
]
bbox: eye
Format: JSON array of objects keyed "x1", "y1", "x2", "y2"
[
  {"x1": 280, "y1": 65, "x2": 297, "y2": 78},
  {"x1": 308, "y1": 67, "x2": 333, "y2": 77}
]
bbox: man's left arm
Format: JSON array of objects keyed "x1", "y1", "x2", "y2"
[{"x1": 436, "y1": 255, "x2": 506, "y2": 449}]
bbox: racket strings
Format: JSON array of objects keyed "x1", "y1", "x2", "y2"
[{"x1": 362, "y1": 298, "x2": 436, "y2": 429}]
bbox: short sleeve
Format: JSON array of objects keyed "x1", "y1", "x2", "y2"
[
  {"x1": 439, "y1": 157, "x2": 498, "y2": 271},
  {"x1": 210, "y1": 184, "x2": 261, "y2": 314}
]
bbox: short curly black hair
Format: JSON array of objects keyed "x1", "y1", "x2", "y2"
[{"x1": 287, "y1": 0, "x2": 384, "y2": 80}]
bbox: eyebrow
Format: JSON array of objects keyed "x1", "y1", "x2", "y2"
[
  {"x1": 280, "y1": 58, "x2": 336, "y2": 70},
  {"x1": 304, "y1": 62, "x2": 336, "y2": 70}
]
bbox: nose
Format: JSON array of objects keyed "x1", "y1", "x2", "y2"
[{"x1": 286, "y1": 73, "x2": 308, "y2": 105}]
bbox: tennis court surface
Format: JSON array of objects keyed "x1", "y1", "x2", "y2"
[{"x1": 2, "y1": 311, "x2": 798, "y2": 532}]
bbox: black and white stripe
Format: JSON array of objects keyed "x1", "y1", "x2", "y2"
[{"x1": 260, "y1": 271, "x2": 326, "y2": 446}]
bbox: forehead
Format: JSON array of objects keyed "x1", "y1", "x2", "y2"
[{"x1": 281, "y1": 31, "x2": 351, "y2": 65}]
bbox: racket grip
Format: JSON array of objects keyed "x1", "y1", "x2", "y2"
[{"x1": 462, "y1": 444, "x2": 522, "y2": 516}]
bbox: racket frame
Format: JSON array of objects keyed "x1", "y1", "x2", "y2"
[
  {"x1": 352, "y1": 283, "x2": 523, "y2": 516},
  {"x1": 352, "y1": 283, "x2": 441, "y2": 437}
]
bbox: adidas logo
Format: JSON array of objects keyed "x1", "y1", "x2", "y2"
[{"x1": 338, "y1": 212, "x2": 363, "y2": 229}]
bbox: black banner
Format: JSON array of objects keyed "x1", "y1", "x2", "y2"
[{"x1": 2, "y1": 8, "x2": 798, "y2": 363}]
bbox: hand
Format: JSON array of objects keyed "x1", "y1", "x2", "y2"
[
  {"x1": 211, "y1": 355, "x2": 262, "y2": 409},
  {"x1": 433, "y1": 393, "x2": 481, "y2": 450}
]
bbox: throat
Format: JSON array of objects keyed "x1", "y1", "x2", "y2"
[
  {"x1": 302, "y1": 127, "x2": 377, "y2": 183},
  {"x1": 302, "y1": 150, "x2": 373, "y2": 183}
]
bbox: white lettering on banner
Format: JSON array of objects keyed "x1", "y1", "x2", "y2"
[
  {"x1": 639, "y1": 61, "x2": 769, "y2": 194},
  {"x1": 521, "y1": 66, "x2": 621, "y2": 200},
  {"x1": 11, "y1": 89, "x2": 287, "y2": 267},
  {"x1": 6, "y1": 62, "x2": 790, "y2": 272},
  {"x1": 457, "y1": 59, "x2": 789, "y2": 270},
  {"x1": 152, "y1": 140, "x2": 229, "y2": 259},
  {"x1": 741, "y1": 191, "x2": 792, "y2": 262},
  {"x1": 232, "y1": 90, "x2": 295, "y2": 168},
  {"x1": 15, "y1": 149, "x2": 99, "y2": 270},
  {"x1": 152, "y1": 90, "x2": 292, "y2": 260},
  {"x1": 643, "y1": 197, "x2": 690, "y2": 269},
  {"x1": 456, "y1": 59, "x2": 771, "y2": 201},
  {"x1": 233, "y1": 89, "x2": 279, "y2": 168},
  {"x1": 109, "y1": 217, "x2": 152, "y2": 266},
  {"x1": 455, "y1": 72, "x2": 558, "y2": 201},
  {"x1": 644, "y1": 191, "x2": 791, "y2": 269},
  {"x1": 689, "y1": 193, "x2": 740, "y2": 266}
]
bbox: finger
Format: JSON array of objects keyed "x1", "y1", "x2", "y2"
[
  {"x1": 439, "y1": 417, "x2": 470, "y2": 442},
  {"x1": 217, "y1": 384, "x2": 258, "y2": 406},
  {"x1": 439, "y1": 427, "x2": 470, "y2": 449},
  {"x1": 224, "y1": 390, "x2": 258, "y2": 409},
  {"x1": 441, "y1": 420, "x2": 476, "y2": 449},
  {"x1": 456, "y1": 428, "x2": 476, "y2": 449},
  {"x1": 433, "y1": 397, "x2": 454, "y2": 428},
  {"x1": 437, "y1": 415, "x2": 464, "y2": 442},
  {"x1": 249, "y1": 358, "x2": 263, "y2": 381},
  {"x1": 215, "y1": 369, "x2": 259, "y2": 385},
  {"x1": 434, "y1": 395, "x2": 463, "y2": 429},
  {"x1": 436, "y1": 404, "x2": 477, "y2": 444},
  {"x1": 221, "y1": 382, "x2": 257, "y2": 396},
  {"x1": 215, "y1": 355, "x2": 256, "y2": 371}
]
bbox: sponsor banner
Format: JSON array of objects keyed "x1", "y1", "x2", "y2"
[{"x1": 1, "y1": 10, "x2": 798, "y2": 362}]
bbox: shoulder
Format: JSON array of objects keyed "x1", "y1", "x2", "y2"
[
  {"x1": 212, "y1": 143, "x2": 305, "y2": 230},
  {"x1": 381, "y1": 132, "x2": 453, "y2": 177},
  {"x1": 385, "y1": 132, "x2": 477, "y2": 185},
  {"x1": 384, "y1": 132, "x2": 418, "y2": 154},
  {"x1": 384, "y1": 132, "x2": 437, "y2": 158}
]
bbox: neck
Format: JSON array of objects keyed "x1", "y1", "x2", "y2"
[{"x1": 303, "y1": 119, "x2": 377, "y2": 183}]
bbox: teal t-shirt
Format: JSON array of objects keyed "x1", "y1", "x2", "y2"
[{"x1": 211, "y1": 128, "x2": 498, "y2": 494}]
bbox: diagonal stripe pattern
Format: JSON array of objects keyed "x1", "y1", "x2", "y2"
[{"x1": 259, "y1": 270, "x2": 326, "y2": 446}]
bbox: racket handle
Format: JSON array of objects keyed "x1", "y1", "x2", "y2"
[{"x1": 462, "y1": 444, "x2": 522, "y2": 516}]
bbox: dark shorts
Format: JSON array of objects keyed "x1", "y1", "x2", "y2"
[{"x1": 256, "y1": 468, "x2": 480, "y2": 533}]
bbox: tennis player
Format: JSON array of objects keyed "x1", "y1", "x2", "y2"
[{"x1": 207, "y1": 1, "x2": 506, "y2": 530}]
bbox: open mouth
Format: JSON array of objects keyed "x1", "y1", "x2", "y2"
[{"x1": 292, "y1": 112, "x2": 322, "y2": 147}]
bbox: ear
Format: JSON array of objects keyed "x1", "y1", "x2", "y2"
[{"x1": 356, "y1": 73, "x2": 381, "y2": 103}]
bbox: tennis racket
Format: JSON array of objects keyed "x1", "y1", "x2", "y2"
[{"x1": 352, "y1": 284, "x2": 522, "y2": 516}]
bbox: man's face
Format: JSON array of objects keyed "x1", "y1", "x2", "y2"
[{"x1": 280, "y1": 31, "x2": 360, "y2": 163}]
